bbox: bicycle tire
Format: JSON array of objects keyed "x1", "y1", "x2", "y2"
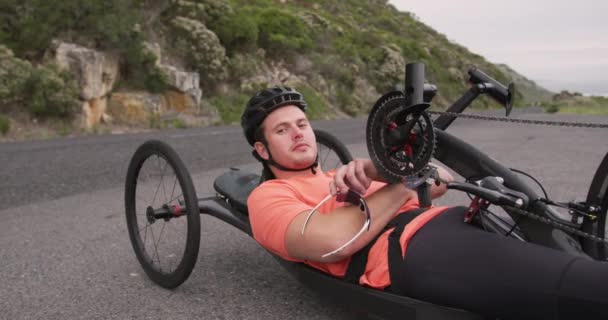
[
  {"x1": 125, "y1": 140, "x2": 201, "y2": 288},
  {"x1": 314, "y1": 129, "x2": 353, "y2": 170},
  {"x1": 582, "y1": 152, "x2": 608, "y2": 260}
]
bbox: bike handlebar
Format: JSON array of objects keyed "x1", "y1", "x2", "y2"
[
  {"x1": 468, "y1": 67, "x2": 514, "y2": 114},
  {"x1": 447, "y1": 177, "x2": 530, "y2": 209}
]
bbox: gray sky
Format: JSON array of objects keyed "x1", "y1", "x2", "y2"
[{"x1": 388, "y1": 0, "x2": 608, "y2": 95}]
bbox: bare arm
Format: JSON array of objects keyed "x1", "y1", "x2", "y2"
[
  {"x1": 284, "y1": 159, "x2": 453, "y2": 263},
  {"x1": 284, "y1": 159, "x2": 415, "y2": 263}
]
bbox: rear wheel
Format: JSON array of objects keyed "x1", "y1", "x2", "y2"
[
  {"x1": 125, "y1": 140, "x2": 200, "y2": 288},
  {"x1": 582, "y1": 152, "x2": 608, "y2": 260},
  {"x1": 314, "y1": 129, "x2": 353, "y2": 170}
]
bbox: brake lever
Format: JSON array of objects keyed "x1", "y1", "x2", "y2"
[
  {"x1": 447, "y1": 179, "x2": 529, "y2": 209},
  {"x1": 476, "y1": 176, "x2": 530, "y2": 209}
]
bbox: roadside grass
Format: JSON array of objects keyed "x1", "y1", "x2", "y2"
[
  {"x1": 553, "y1": 105, "x2": 608, "y2": 115},
  {"x1": 0, "y1": 114, "x2": 10, "y2": 135},
  {"x1": 211, "y1": 93, "x2": 251, "y2": 124},
  {"x1": 542, "y1": 95, "x2": 608, "y2": 115}
]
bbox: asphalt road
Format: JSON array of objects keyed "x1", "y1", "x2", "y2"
[{"x1": 1, "y1": 110, "x2": 607, "y2": 319}]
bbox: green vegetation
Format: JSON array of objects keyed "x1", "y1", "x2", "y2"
[
  {"x1": 22, "y1": 65, "x2": 80, "y2": 118},
  {"x1": 211, "y1": 9, "x2": 259, "y2": 54},
  {"x1": 9, "y1": 0, "x2": 600, "y2": 138},
  {"x1": 210, "y1": 93, "x2": 252, "y2": 124},
  {"x1": 1, "y1": 47, "x2": 80, "y2": 118},
  {"x1": 297, "y1": 85, "x2": 327, "y2": 120},
  {"x1": 0, "y1": 114, "x2": 9, "y2": 134},
  {"x1": 542, "y1": 93, "x2": 608, "y2": 115},
  {"x1": 255, "y1": 8, "x2": 313, "y2": 55},
  {"x1": 0, "y1": 0, "x2": 167, "y2": 93}
]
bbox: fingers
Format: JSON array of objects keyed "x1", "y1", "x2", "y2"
[
  {"x1": 330, "y1": 160, "x2": 371, "y2": 196},
  {"x1": 354, "y1": 160, "x2": 372, "y2": 190},
  {"x1": 329, "y1": 180, "x2": 337, "y2": 195},
  {"x1": 346, "y1": 162, "x2": 366, "y2": 194},
  {"x1": 332, "y1": 164, "x2": 349, "y2": 195}
]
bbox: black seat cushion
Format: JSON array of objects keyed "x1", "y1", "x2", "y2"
[{"x1": 213, "y1": 168, "x2": 261, "y2": 214}]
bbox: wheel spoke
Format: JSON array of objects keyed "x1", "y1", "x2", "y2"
[
  {"x1": 142, "y1": 224, "x2": 148, "y2": 250},
  {"x1": 165, "y1": 193, "x2": 184, "y2": 206},
  {"x1": 151, "y1": 154, "x2": 169, "y2": 207},
  {"x1": 169, "y1": 174, "x2": 178, "y2": 205},
  {"x1": 321, "y1": 147, "x2": 331, "y2": 167},
  {"x1": 148, "y1": 224, "x2": 162, "y2": 271},
  {"x1": 154, "y1": 222, "x2": 167, "y2": 271}
]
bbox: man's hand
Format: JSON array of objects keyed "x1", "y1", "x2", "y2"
[{"x1": 329, "y1": 159, "x2": 382, "y2": 196}]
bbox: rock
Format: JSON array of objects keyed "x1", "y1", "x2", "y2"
[
  {"x1": 378, "y1": 44, "x2": 405, "y2": 83},
  {"x1": 353, "y1": 77, "x2": 380, "y2": 112},
  {"x1": 294, "y1": 55, "x2": 313, "y2": 74},
  {"x1": 51, "y1": 41, "x2": 119, "y2": 101},
  {"x1": 160, "y1": 65, "x2": 202, "y2": 106},
  {"x1": 107, "y1": 92, "x2": 163, "y2": 126},
  {"x1": 240, "y1": 61, "x2": 305, "y2": 92},
  {"x1": 309, "y1": 74, "x2": 332, "y2": 98},
  {"x1": 108, "y1": 90, "x2": 217, "y2": 128},
  {"x1": 48, "y1": 41, "x2": 120, "y2": 128},
  {"x1": 82, "y1": 97, "x2": 108, "y2": 128},
  {"x1": 163, "y1": 89, "x2": 197, "y2": 113}
]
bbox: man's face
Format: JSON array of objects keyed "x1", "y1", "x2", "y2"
[{"x1": 255, "y1": 105, "x2": 317, "y2": 170}]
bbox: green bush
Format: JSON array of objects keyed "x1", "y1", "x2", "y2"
[
  {"x1": 314, "y1": 55, "x2": 355, "y2": 90},
  {"x1": 336, "y1": 86, "x2": 357, "y2": 116},
  {"x1": 227, "y1": 54, "x2": 262, "y2": 80},
  {"x1": 210, "y1": 10, "x2": 259, "y2": 54},
  {"x1": 297, "y1": 85, "x2": 327, "y2": 120},
  {"x1": 122, "y1": 42, "x2": 168, "y2": 93},
  {"x1": 23, "y1": 65, "x2": 80, "y2": 118},
  {"x1": 255, "y1": 8, "x2": 313, "y2": 54},
  {"x1": 211, "y1": 92, "x2": 251, "y2": 124},
  {"x1": 0, "y1": 46, "x2": 32, "y2": 110},
  {"x1": 545, "y1": 104, "x2": 560, "y2": 114},
  {"x1": 1, "y1": 0, "x2": 167, "y2": 93},
  {"x1": 0, "y1": 114, "x2": 10, "y2": 134},
  {"x1": 169, "y1": 16, "x2": 228, "y2": 86}
]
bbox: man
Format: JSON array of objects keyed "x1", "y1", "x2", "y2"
[{"x1": 242, "y1": 86, "x2": 608, "y2": 319}]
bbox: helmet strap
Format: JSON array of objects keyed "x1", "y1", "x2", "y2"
[{"x1": 251, "y1": 147, "x2": 318, "y2": 174}]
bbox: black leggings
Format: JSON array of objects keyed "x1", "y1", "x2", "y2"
[{"x1": 389, "y1": 206, "x2": 608, "y2": 320}]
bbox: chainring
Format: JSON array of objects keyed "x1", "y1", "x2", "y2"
[{"x1": 366, "y1": 92, "x2": 435, "y2": 183}]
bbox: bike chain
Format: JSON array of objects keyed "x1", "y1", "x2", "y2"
[
  {"x1": 428, "y1": 111, "x2": 608, "y2": 129},
  {"x1": 507, "y1": 205, "x2": 608, "y2": 244},
  {"x1": 428, "y1": 110, "x2": 607, "y2": 241}
]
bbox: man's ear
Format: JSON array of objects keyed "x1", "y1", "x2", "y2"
[{"x1": 254, "y1": 141, "x2": 270, "y2": 160}]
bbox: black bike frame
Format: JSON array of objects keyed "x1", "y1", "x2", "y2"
[{"x1": 426, "y1": 68, "x2": 591, "y2": 256}]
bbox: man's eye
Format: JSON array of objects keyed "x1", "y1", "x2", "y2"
[
  {"x1": 298, "y1": 123, "x2": 308, "y2": 128},
  {"x1": 276, "y1": 128, "x2": 285, "y2": 134}
]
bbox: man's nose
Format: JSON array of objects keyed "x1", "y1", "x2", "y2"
[{"x1": 292, "y1": 126, "x2": 304, "y2": 140}]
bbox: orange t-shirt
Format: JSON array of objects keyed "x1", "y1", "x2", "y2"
[{"x1": 247, "y1": 171, "x2": 448, "y2": 289}]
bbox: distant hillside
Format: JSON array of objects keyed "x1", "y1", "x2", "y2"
[
  {"x1": 0, "y1": 0, "x2": 559, "y2": 140},
  {"x1": 496, "y1": 63, "x2": 554, "y2": 104}
]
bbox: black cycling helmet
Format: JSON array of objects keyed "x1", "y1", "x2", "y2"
[{"x1": 241, "y1": 86, "x2": 308, "y2": 146}]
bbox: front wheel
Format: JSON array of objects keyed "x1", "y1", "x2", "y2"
[
  {"x1": 125, "y1": 140, "x2": 201, "y2": 288},
  {"x1": 582, "y1": 152, "x2": 608, "y2": 260},
  {"x1": 314, "y1": 129, "x2": 353, "y2": 170}
]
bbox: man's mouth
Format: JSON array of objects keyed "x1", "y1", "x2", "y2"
[{"x1": 292, "y1": 142, "x2": 309, "y2": 151}]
